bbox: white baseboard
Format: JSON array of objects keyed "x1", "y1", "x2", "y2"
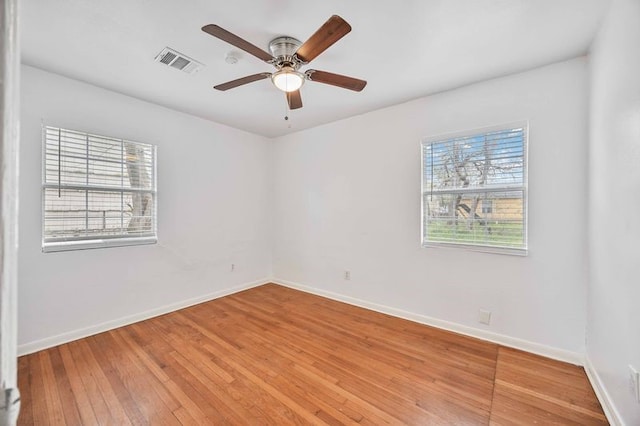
[
  {"x1": 272, "y1": 278, "x2": 584, "y2": 366},
  {"x1": 18, "y1": 278, "x2": 270, "y2": 356},
  {"x1": 584, "y1": 356, "x2": 624, "y2": 426}
]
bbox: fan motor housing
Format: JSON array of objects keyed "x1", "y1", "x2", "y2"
[{"x1": 269, "y1": 36, "x2": 302, "y2": 69}]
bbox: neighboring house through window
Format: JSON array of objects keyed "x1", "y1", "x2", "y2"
[
  {"x1": 421, "y1": 123, "x2": 527, "y2": 254},
  {"x1": 42, "y1": 126, "x2": 157, "y2": 252}
]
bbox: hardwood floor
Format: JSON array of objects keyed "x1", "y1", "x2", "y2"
[{"x1": 17, "y1": 284, "x2": 607, "y2": 425}]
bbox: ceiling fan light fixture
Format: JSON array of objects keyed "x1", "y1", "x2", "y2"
[{"x1": 271, "y1": 67, "x2": 305, "y2": 92}]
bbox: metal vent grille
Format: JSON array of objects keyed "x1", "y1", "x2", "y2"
[
  {"x1": 160, "y1": 51, "x2": 177, "y2": 65},
  {"x1": 170, "y1": 57, "x2": 190, "y2": 70},
  {"x1": 154, "y1": 47, "x2": 203, "y2": 74}
]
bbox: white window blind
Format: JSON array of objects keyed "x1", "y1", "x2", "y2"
[
  {"x1": 42, "y1": 126, "x2": 157, "y2": 252},
  {"x1": 421, "y1": 123, "x2": 527, "y2": 254}
]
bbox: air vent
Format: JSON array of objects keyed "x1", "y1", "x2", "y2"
[{"x1": 155, "y1": 47, "x2": 203, "y2": 74}]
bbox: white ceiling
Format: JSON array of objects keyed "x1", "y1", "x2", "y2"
[{"x1": 21, "y1": 0, "x2": 609, "y2": 138}]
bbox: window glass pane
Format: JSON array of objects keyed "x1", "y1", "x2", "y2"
[
  {"x1": 423, "y1": 128, "x2": 525, "y2": 191},
  {"x1": 88, "y1": 137, "x2": 123, "y2": 187},
  {"x1": 124, "y1": 141, "x2": 154, "y2": 190},
  {"x1": 44, "y1": 188, "x2": 88, "y2": 239},
  {"x1": 42, "y1": 126, "x2": 157, "y2": 250},
  {"x1": 87, "y1": 190, "x2": 123, "y2": 235},
  {"x1": 123, "y1": 192, "x2": 155, "y2": 234},
  {"x1": 422, "y1": 125, "x2": 527, "y2": 252},
  {"x1": 60, "y1": 132, "x2": 88, "y2": 185},
  {"x1": 424, "y1": 191, "x2": 524, "y2": 248}
]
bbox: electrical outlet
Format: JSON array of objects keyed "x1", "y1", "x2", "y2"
[
  {"x1": 478, "y1": 309, "x2": 491, "y2": 325},
  {"x1": 629, "y1": 365, "x2": 640, "y2": 403},
  {"x1": 344, "y1": 270, "x2": 351, "y2": 280},
  {"x1": 231, "y1": 263, "x2": 235, "y2": 272}
]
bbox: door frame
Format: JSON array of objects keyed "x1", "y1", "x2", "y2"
[{"x1": 0, "y1": 0, "x2": 20, "y2": 423}]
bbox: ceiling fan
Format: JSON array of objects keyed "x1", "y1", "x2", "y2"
[{"x1": 201, "y1": 15, "x2": 367, "y2": 110}]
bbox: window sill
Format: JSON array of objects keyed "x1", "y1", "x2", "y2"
[
  {"x1": 42, "y1": 236, "x2": 157, "y2": 253},
  {"x1": 422, "y1": 242, "x2": 528, "y2": 256}
]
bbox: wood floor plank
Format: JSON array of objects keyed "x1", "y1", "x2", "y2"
[
  {"x1": 38, "y1": 351, "x2": 66, "y2": 424},
  {"x1": 232, "y1": 333, "x2": 362, "y2": 425},
  {"x1": 168, "y1": 349, "x2": 252, "y2": 423},
  {"x1": 101, "y1": 330, "x2": 182, "y2": 425},
  {"x1": 58, "y1": 345, "x2": 100, "y2": 425},
  {"x1": 490, "y1": 346, "x2": 607, "y2": 425},
  {"x1": 28, "y1": 349, "x2": 53, "y2": 425},
  {"x1": 86, "y1": 332, "x2": 154, "y2": 425},
  {"x1": 18, "y1": 283, "x2": 607, "y2": 425},
  {"x1": 47, "y1": 348, "x2": 82, "y2": 425},
  {"x1": 78, "y1": 339, "x2": 133, "y2": 425},
  {"x1": 17, "y1": 357, "x2": 33, "y2": 425},
  {"x1": 66, "y1": 340, "x2": 118, "y2": 425}
]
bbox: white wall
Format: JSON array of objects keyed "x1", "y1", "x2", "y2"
[
  {"x1": 273, "y1": 58, "x2": 589, "y2": 359},
  {"x1": 587, "y1": 0, "x2": 640, "y2": 423},
  {"x1": 18, "y1": 65, "x2": 272, "y2": 353}
]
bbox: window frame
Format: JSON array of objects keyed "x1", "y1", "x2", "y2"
[
  {"x1": 420, "y1": 121, "x2": 529, "y2": 256},
  {"x1": 41, "y1": 125, "x2": 158, "y2": 252}
]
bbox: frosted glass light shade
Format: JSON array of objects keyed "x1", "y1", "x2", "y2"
[{"x1": 271, "y1": 67, "x2": 304, "y2": 92}]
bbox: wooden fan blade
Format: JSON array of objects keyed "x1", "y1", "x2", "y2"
[
  {"x1": 295, "y1": 15, "x2": 351, "y2": 63},
  {"x1": 214, "y1": 73, "x2": 271, "y2": 91},
  {"x1": 286, "y1": 90, "x2": 303, "y2": 110},
  {"x1": 202, "y1": 24, "x2": 273, "y2": 62},
  {"x1": 306, "y1": 70, "x2": 367, "y2": 92}
]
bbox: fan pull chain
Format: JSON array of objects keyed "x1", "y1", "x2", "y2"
[{"x1": 284, "y1": 102, "x2": 292, "y2": 128}]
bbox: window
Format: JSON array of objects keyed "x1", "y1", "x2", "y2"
[
  {"x1": 481, "y1": 199, "x2": 493, "y2": 214},
  {"x1": 421, "y1": 123, "x2": 527, "y2": 254},
  {"x1": 43, "y1": 126, "x2": 157, "y2": 252}
]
